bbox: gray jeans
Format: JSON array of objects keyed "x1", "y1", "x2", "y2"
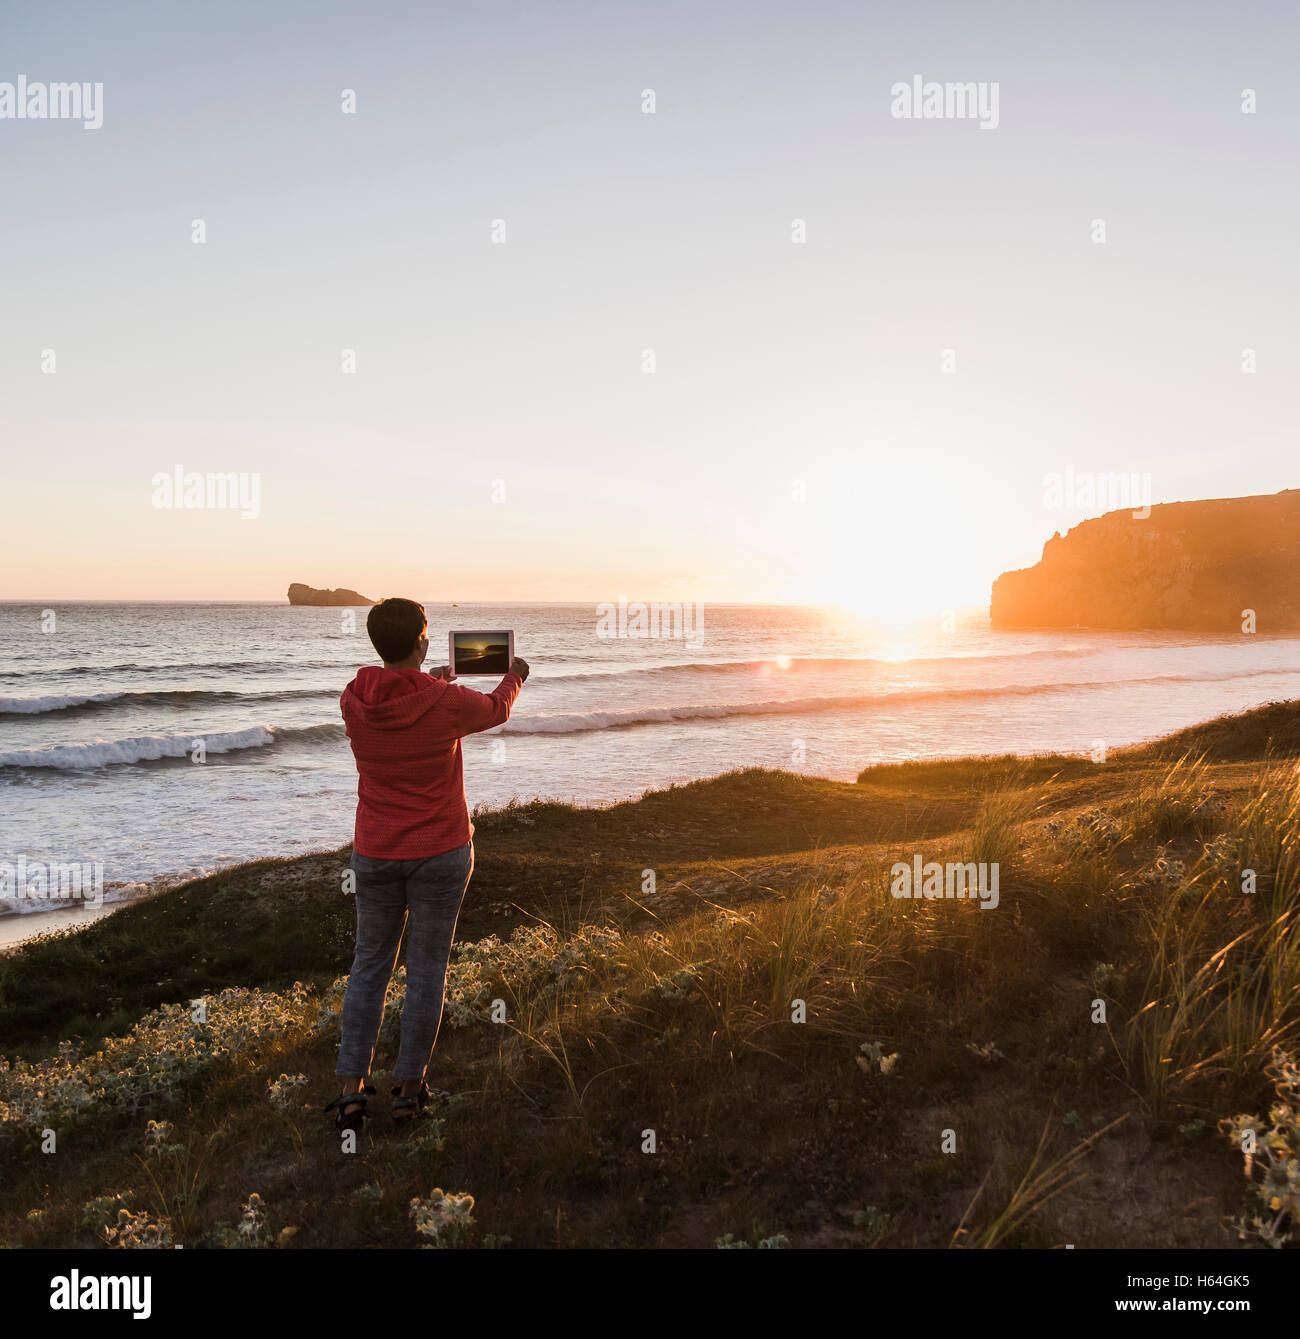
[{"x1": 335, "y1": 841, "x2": 474, "y2": 1082}]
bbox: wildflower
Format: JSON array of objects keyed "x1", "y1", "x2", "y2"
[
  {"x1": 1141, "y1": 855, "x2": 1186, "y2": 886},
  {"x1": 1220, "y1": 1048, "x2": 1300, "y2": 1248},
  {"x1": 82, "y1": 1193, "x2": 133, "y2": 1231},
  {"x1": 104, "y1": 1208, "x2": 173, "y2": 1249},
  {"x1": 655, "y1": 965, "x2": 704, "y2": 999},
  {"x1": 409, "y1": 1188, "x2": 476, "y2": 1247},
  {"x1": 238, "y1": 1193, "x2": 266, "y2": 1245},
  {"x1": 0, "y1": 983, "x2": 320, "y2": 1144},
  {"x1": 857, "y1": 1040, "x2": 900, "y2": 1075},
  {"x1": 267, "y1": 1073, "x2": 308, "y2": 1112}
]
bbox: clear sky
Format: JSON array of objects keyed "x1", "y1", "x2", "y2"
[{"x1": 2, "y1": 0, "x2": 1296, "y2": 613}]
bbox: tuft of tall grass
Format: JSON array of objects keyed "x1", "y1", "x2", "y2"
[
  {"x1": 952, "y1": 1113, "x2": 1129, "y2": 1248},
  {"x1": 1118, "y1": 753, "x2": 1223, "y2": 845},
  {"x1": 1122, "y1": 761, "x2": 1300, "y2": 1110},
  {"x1": 970, "y1": 787, "x2": 1032, "y2": 872},
  {"x1": 622, "y1": 865, "x2": 927, "y2": 1057}
]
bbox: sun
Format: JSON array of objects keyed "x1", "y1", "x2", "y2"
[
  {"x1": 801, "y1": 545, "x2": 960, "y2": 623},
  {"x1": 766, "y1": 405, "x2": 1008, "y2": 618},
  {"x1": 782, "y1": 446, "x2": 1001, "y2": 619}
]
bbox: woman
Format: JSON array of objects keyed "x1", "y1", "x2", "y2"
[{"x1": 325, "y1": 597, "x2": 528, "y2": 1130}]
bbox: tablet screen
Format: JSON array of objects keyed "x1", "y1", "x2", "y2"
[{"x1": 449, "y1": 630, "x2": 513, "y2": 676}]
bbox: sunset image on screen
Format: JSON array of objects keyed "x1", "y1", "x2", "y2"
[{"x1": 452, "y1": 633, "x2": 512, "y2": 675}]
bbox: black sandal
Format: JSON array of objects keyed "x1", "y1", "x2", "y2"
[
  {"x1": 391, "y1": 1080, "x2": 450, "y2": 1121},
  {"x1": 324, "y1": 1082, "x2": 376, "y2": 1132}
]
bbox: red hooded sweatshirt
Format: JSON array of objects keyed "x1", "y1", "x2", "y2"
[{"x1": 341, "y1": 666, "x2": 522, "y2": 860}]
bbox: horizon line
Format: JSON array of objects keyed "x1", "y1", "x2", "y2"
[{"x1": 0, "y1": 597, "x2": 995, "y2": 612}]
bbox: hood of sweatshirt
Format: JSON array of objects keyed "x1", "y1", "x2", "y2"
[{"x1": 341, "y1": 665, "x2": 449, "y2": 730}]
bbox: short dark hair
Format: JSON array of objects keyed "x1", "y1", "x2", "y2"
[{"x1": 367, "y1": 597, "x2": 427, "y2": 663}]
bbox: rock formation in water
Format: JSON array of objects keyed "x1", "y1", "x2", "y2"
[
  {"x1": 990, "y1": 490, "x2": 1300, "y2": 632},
  {"x1": 287, "y1": 583, "x2": 376, "y2": 607}
]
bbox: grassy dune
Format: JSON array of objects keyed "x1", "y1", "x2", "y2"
[{"x1": 2, "y1": 702, "x2": 1298, "y2": 1249}]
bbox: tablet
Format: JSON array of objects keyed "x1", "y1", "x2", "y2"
[{"x1": 448, "y1": 630, "x2": 515, "y2": 678}]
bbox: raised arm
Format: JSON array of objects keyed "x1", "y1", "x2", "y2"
[{"x1": 446, "y1": 658, "x2": 529, "y2": 737}]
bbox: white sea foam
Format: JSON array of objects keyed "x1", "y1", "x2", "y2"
[
  {"x1": 0, "y1": 686, "x2": 334, "y2": 715},
  {"x1": 0, "y1": 691, "x2": 124, "y2": 714},
  {"x1": 0, "y1": 725, "x2": 277, "y2": 769}
]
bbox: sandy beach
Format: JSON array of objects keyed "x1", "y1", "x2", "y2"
[{"x1": 0, "y1": 900, "x2": 125, "y2": 951}]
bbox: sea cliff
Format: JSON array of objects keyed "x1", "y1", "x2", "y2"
[{"x1": 990, "y1": 490, "x2": 1300, "y2": 631}]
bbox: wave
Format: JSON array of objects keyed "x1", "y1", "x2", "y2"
[
  {"x1": 0, "y1": 866, "x2": 227, "y2": 918},
  {"x1": 0, "y1": 722, "x2": 346, "y2": 771},
  {"x1": 502, "y1": 668, "x2": 1300, "y2": 736},
  {"x1": 0, "y1": 657, "x2": 357, "y2": 682},
  {"x1": 0, "y1": 726, "x2": 277, "y2": 770},
  {"x1": 538, "y1": 647, "x2": 1106, "y2": 683},
  {"x1": 0, "y1": 686, "x2": 335, "y2": 716},
  {"x1": 0, "y1": 691, "x2": 126, "y2": 715},
  {"x1": 1, "y1": 881, "x2": 165, "y2": 918}
]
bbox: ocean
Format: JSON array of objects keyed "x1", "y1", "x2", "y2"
[{"x1": 2, "y1": 601, "x2": 1298, "y2": 929}]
